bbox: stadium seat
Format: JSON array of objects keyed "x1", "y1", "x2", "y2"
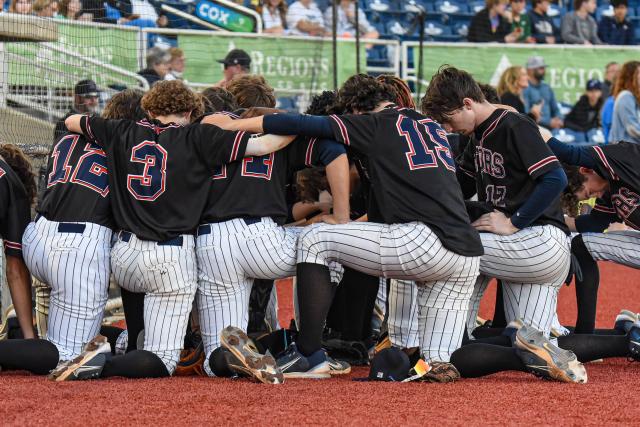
[
  {"x1": 587, "y1": 128, "x2": 606, "y2": 145},
  {"x1": 423, "y1": 21, "x2": 450, "y2": 36},
  {"x1": 452, "y1": 22, "x2": 470, "y2": 38},
  {"x1": 404, "y1": 0, "x2": 431, "y2": 13},
  {"x1": 448, "y1": 12, "x2": 473, "y2": 27},
  {"x1": 467, "y1": 1, "x2": 485, "y2": 14},
  {"x1": 367, "y1": 0, "x2": 392, "y2": 12},
  {"x1": 552, "y1": 128, "x2": 587, "y2": 144},
  {"x1": 434, "y1": 0, "x2": 466, "y2": 14}
]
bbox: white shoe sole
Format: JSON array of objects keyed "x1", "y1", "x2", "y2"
[{"x1": 283, "y1": 361, "x2": 331, "y2": 379}]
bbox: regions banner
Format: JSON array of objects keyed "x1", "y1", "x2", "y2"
[
  {"x1": 178, "y1": 33, "x2": 365, "y2": 93},
  {"x1": 411, "y1": 44, "x2": 640, "y2": 104},
  {"x1": 7, "y1": 21, "x2": 140, "y2": 88}
]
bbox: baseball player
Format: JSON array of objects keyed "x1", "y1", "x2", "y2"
[
  {"x1": 21, "y1": 89, "x2": 145, "y2": 364},
  {"x1": 219, "y1": 74, "x2": 484, "y2": 381},
  {"x1": 51, "y1": 80, "x2": 295, "y2": 381},
  {"x1": 198, "y1": 106, "x2": 348, "y2": 380},
  {"x1": 546, "y1": 136, "x2": 640, "y2": 340}
]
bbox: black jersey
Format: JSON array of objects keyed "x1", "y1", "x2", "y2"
[
  {"x1": 37, "y1": 132, "x2": 112, "y2": 228},
  {"x1": 79, "y1": 116, "x2": 249, "y2": 241},
  {"x1": 0, "y1": 159, "x2": 31, "y2": 259},
  {"x1": 201, "y1": 136, "x2": 345, "y2": 224},
  {"x1": 327, "y1": 106, "x2": 483, "y2": 257},
  {"x1": 458, "y1": 109, "x2": 568, "y2": 233},
  {"x1": 585, "y1": 142, "x2": 640, "y2": 230}
]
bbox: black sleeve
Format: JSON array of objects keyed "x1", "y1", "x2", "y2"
[
  {"x1": 192, "y1": 124, "x2": 250, "y2": 172},
  {"x1": 79, "y1": 115, "x2": 121, "y2": 149},
  {"x1": 0, "y1": 173, "x2": 31, "y2": 259},
  {"x1": 575, "y1": 198, "x2": 618, "y2": 232},
  {"x1": 455, "y1": 138, "x2": 478, "y2": 199},
  {"x1": 327, "y1": 114, "x2": 377, "y2": 153},
  {"x1": 509, "y1": 116, "x2": 561, "y2": 179},
  {"x1": 287, "y1": 137, "x2": 347, "y2": 171},
  {"x1": 589, "y1": 144, "x2": 630, "y2": 182}
]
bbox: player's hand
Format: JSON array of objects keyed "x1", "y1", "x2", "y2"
[
  {"x1": 538, "y1": 125, "x2": 553, "y2": 142},
  {"x1": 320, "y1": 214, "x2": 350, "y2": 225},
  {"x1": 606, "y1": 222, "x2": 629, "y2": 232},
  {"x1": 471, "y1": 211, "x2": 519, "y2": 235}
]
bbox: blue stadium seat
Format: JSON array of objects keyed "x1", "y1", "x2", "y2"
[
  {"x1": 367, "y1": 0, "x2": 392, "y2": 12},
  {"x1": 552, "y1": 128, "x2": 588, "y2": 144},
  {"x1": 434, "y1": 0, "x2": 467, "y2": 14},
  {"x1": 448, "y1": 12, "x2": 473, "y2": 27},
  {"x1": 587, "y1": 128, "x2": 606, "y2": 145},
  {"x1": 276, "y1": 97, "x2": 298, "y2": 113},
  {"x1": 467, "y1": 1, "x2": 485, "y2": 14},
  {"x1": 403, "y1": 0, "x2": 432, "y2": 13},
  {"x1": 423, "y1": 21, "x2": 450, "y2": 37},
  {"x1": 452, "y1": 21, "x2": 470, "y2": 39}
]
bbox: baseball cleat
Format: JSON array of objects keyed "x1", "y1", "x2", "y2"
[
  {"x1": 514, "y1": 324, "x2": 587, "y2": 384},
  {"x1": 628, "y1": 322, "x2": 640, "y2": 361},
  {"x1": 419, "y1": 361, "x2": 460, "y2": 383},
  {"x1": 327, "y1": 356, "x2": 351, "y2": 375},
  {"x1": 615, "y1": 310, "x2": 639, "y2": 334},
  {"x1": 0, "y1": 305, "x2": 16, "y2": 341},
  {"x1": 275, "y1": 343, "x2": 331, "y2": 379},
  {"x1": 49, "y1": 335, "x2": 110, "y2": 381},
  {"x1": 220, "y1": 326, "x2": 284, "y2": 384}
]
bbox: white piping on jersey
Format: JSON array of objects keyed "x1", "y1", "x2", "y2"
[
  {"x1": 479, "y1": 110, "x2": 509, "y2": 147},
  {"x1": 330, "y1": 115, "x2": 350, "y2": 146},
  {"x1": 592, "y1": 146, "x2": 619, "y2": 181},
  {"x1": 305, "y1": 138, "x2": 317, "y2": 167},
  {"x1": 528, "y1": 156, "x2": 558, "y2": 176}
]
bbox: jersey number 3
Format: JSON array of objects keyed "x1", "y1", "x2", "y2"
[
  {"x1": 396, "y1": 116, "x2": 455, "y2": 172},
  {"x1": 127, "y1": 141, "x2": 168, "y2": 201},
  {"x1": 48, "y1": 134, "x2": 109, "y2": 196}
]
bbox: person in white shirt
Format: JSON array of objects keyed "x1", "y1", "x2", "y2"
[
  {"x1": 324, "y1": 0, "x2": 378, "y2": 39},
  {"x1": 287, "y1": 0, "x2": 326, "y2": 36},
  {"x1": 260, "y1": 0, "x2": 289, "y2": 35}
]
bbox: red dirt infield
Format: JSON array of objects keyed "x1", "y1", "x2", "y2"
[{"x1": 1, "y1": 261, "x2": 639, "y2": 426}]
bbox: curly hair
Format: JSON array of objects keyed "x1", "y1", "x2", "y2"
[
  {"x1": 296, "y1": 167, "x2": 328, "y2": 203},
  {"x1": 305, "y1": 90, "x2": 343, "y2": 115},
  {"x1": 103, "y1": 89, "x2": 146, "y2": 120},
  {"x1": 375, "y1": 75, "x2": 415, "y2": 109},
  {"x1": 612, "y1": 61, "x2": 640, "y2": 103},
  {"x1": 226, "y1": 75, "x2": 276, "y2": 108},
  {"x1": 141, "y1": 80, "x2": 203, "y2": 117},
  {"x1": 562, "y1": 164, "x2": 587, "y2": 217},
  {"x1": 201, "y1": 87, "x2": 239, "y2": 113},
  {"x1": 0, "y1": 143, "x2": 37, "y2": 206},
  {"x1": 337, "y1": 73, "x2": 395, "y2": 113},
  {"x1": 421, "y1": 65, "x2": 485, "y2": 124}
]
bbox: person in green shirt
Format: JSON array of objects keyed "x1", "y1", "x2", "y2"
[{"x1": 508, "y1": 0, "x2": 535, "y2": 43}]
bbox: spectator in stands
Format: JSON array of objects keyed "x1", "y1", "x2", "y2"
[
  {"x1": 497, "y1": 66, "x2": 542, "y2": 123},
  {"x1": 602, "y1": 61, "x2": 620, "y2": 99},
  {"x1": 561, "y1": 0, "x2": 601, "y2": 45},
  {"x1": 610, "y1": 60, "x2": 640, "y2": 143},
  {"x1": 80, "y1": 0, "x2": 137, "y2": 24},
  {"x1": 324, "y1": 0, "x2": 379, "y2": 39},
  {"x1": 227, "y1": 75, "x2": 276, "y2": 109},
  {"x1": 523, "y1": 55, "x2": 563, "y2": 129},
  {"x1": 165, "y1": 47, "x2": 185, "y2": 81},
  {"x1": 468, "y1": 0, "x2": 519, "y2": 43},
  {"x1": 506, "y1": 0, "x2": 535, "y2": 43},
  {"x1": 529, "y1": 0, "x2": 559, "y2": 44},
  {"x1": 138, "y1": 47, "x2": 171, "y2": 86},
  {"x1": 9, "y1": 0, "x2": 32, "y2": 14},
  {"x1": 215, "y1": 49, "x2": 251, "y2": 88},
  {"x1": 100, "y1": 0, "x2": 167, "y2": 27},
  {"x1": 287, "y1": 0, "x2": 326, "y2": 36},
  {"x1": 57, "y1": 0, "x2": 81, "y2": 19},
  {"x1": 564, "y1": 79, "x2": 604, "y2": 132},
  {"x1": 260, "y1": 0, "x2": 288, "y2": 35},
  {"x1": 598, "y1": 0, "x2": 635, "y2": 45},
  {"x1": 32, "y1": 0, "x2": 56, "y2": 17},
  {"x1": 53, "y1": 79, "x2": 99, "y2": 141}
]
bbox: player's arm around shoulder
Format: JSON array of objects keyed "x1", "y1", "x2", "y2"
[{"x1": 64, "y1": 114, "x2": 85, "y2": 134}]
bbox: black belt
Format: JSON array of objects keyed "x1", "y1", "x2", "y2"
[
  {"x1": 119, "y1": 231, "x2": 184, "y2": 246},
  {"x1": 35, "y1": 214, "x2": 86, "y2": 233},
  {"x1": 197, "y1": 217, "x2": 262, "y2": 236}
]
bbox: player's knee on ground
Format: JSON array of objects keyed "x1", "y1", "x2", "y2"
[
  {"x1": 0, "y1": 339, "x2": 59, "y2": 375},
  {"x1": 101, "y1": 350, "x2": 169, "y2": 378},
  {"x1": 206, "y1": 347, "x2": 236, "y2": 378}
]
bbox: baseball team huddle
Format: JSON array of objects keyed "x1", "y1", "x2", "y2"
[{"x1": 1, "y1": 64, "x2": 640, "y2": 385}]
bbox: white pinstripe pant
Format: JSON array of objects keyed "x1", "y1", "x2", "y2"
[
  {"x1": 466, "y1": 225, "x2": 571, "y2": 337},
  {"x1": 196, "y1": 217, "x2": 343, "y2": 376},
  {"x1": 297, "y1": 221, "x2": 480, "y2": 363},
  {"x1": 22, "y1": 217, "x2": 112, "y2": 361},
  {"x1": 582, "y1": 230, "x2": 640, "y2": 268},
  {"x1": 111, "y1": 234, "x2": 197, "y2": 374}
]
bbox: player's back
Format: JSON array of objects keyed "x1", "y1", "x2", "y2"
[
  {"x1": 329, "y1": 106, "x2": 483, "y2": 257},
  {"x1": 0, "y1": 158, "x2": 31, "y2": 257},
  {"x1": 38, "y1": 132, "x2": 112, "y2": 229},
  {"x1": 80, "y1": 117, "x2": 249, "y2": 241}
]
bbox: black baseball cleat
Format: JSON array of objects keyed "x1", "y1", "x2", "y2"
[
  {"x1": 276, "y1": 343, "x2": 331, "y2": 379},
  {"x1": 49, "y1": 335, "x2": 110, "y2": 381},
  {"x1": 514, "y1": 324, "x2": 587, "y2": 384},
  {"x1": 615, "y1": 310, "x2": 638, "y2": 334},
  {"x1": 220, "y1": 326, "x2": 284, "y2": 384},
  {"x1": 628, "y1": 322, "x2": 640, "y2": 361}
]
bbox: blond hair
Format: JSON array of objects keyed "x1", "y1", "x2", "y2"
[{"x1": 497, "y1": 66, "x2": 524, "y2": 97}]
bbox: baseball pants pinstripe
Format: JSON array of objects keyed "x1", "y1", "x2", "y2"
[
  {"x1": 22, "y1": 217, "x2": 112, "y2": 361},
  {"x1": 582, "y1": 230, "x2": 640, "y2": 268},
  {"x1": 466, "y1": 225, "x2": 571, "y2": 337},
  {"x1": 196, "y1": 217, "x2": 343, "y2": 377},
  {"x1": 297, "y1": 221, "x2": 480, "y2": 363},
  {"x1": 111, "y1": 234, "x2": 197, "y2": 374}
]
